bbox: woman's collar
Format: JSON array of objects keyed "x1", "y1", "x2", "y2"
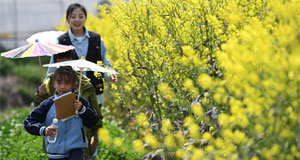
[{"x1": 68, "y1": 27, "x2": 90, "y2": 41}]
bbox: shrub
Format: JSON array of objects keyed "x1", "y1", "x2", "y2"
[
  {"x1": 57, "y1": 0, "x2": 300, "y2": 159},
  {"x1": 0, "y1": 57, "x2": 14, "y2": 76}
]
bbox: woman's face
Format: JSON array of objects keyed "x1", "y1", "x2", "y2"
[{"x1": 67, "y1": 8, "x2": 86, "y2": 32}]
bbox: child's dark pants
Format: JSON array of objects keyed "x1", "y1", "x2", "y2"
[{"x1": 49, "y1": 148, "x2": 84, "y2": 160}]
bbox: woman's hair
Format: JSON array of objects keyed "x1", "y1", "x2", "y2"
[
  {"x1": 54, "y1": 66, "x2": 78, "y2": 86},
  {"x1": 66, "y1": 3, "x2": 87, "y2": 20}
]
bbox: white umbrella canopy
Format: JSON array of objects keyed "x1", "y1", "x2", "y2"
[
  {"x1": 26, "y1": 31, "x2": 65, "y2": 43},
  {"x1": 43, "y1": 58, "x2": 118, "y2": 74}
]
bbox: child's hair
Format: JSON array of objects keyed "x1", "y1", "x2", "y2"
[
  {"x1": 66, "y1": 3, "x2": 87, "y2": 20},
  {"x1": 54, "y1": 51, "x2": 76, "y2": 63},
  {"x1": 54, "y1": 66, "x2": 78, "y2": 86}
]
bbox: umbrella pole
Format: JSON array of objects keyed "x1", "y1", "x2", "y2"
[
  {"x1": 76, "y1": 68, "x2": 83, "y2": 114},
  {"x1": 38, "y1": 57, "x2": 44, "y2": 83}
]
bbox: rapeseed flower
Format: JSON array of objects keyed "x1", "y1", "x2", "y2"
[
  {"x1": 158, "y1": 82, "x2": 175, "y2": 101},
  {"x1": 98, "y1": 128, "x2": 111, "y2": 145},
  {"x1": 113, "y1": 137, "x2": 123, "y2": 147},
  {"x1": 175, "y1": 131, "x2": 185, "y2": 146},
  {"x1": 188, "y1": 123, "x2": 200, "y2": 140},
  {"x1": 136, "y1": 113, "x2": 149, "y2": 127},
  {"x1": 202, "y1": 132, "x2": 213, "y2": 142},
  {"x1": 197, "y1": 74, "x2": 213, "y2": 89},
  {"x1": 191, "y1": 103, "x2": 204, "y2": 118},
  {"x1": 144, "y1": 133, "x2": 160, "y2": 149},
  {"x1": 133, "y1": 139, "x2": 145, "y2": 154},
  {"x1": 161, "y1": 119, "x2": 173, "y2": 134},
  {"x1": 164, "y1": 134, "x2": 176, "y2": 149}
]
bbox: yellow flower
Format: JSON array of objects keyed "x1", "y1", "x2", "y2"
[
  {"x1": 235, "y1": 113, "x2": 249, "y2": 128},
  {"x1": 162, "y1": 119, "x2": 173, "y2": 134},
  {"x1": 184, "y1": 78, "x2": 199, "y2": 98},
  {"x1": 96, "y1": 60, "x2": 103, "y2": 66},
  {"x1": 133, "y1": 139, "x2": 145, "y2": 154},
  {"x1": 191, "y1": 103, "x2": 204, "y2": 118},
  {"x1": 182, "y1": 46, "x2": 195, "y2": 57},
  {"x1": 188, "y1": 123, "x2": 200, "y2": 140},
  {"x1": 270, "y1": 143, "x2": 280, "y2": 156},
  {"x1": 232, "y1": 130, "x2": 247, "y2": 144},
  {"x1": 158, "y1": 82, "x2": 175, "y2": 100},
  {"x1": 94, "y1": 71, "x2": 102, "y2": 79},
  {"x1": 213, "y1": 87, "x2": 227, "y2": 104},
  {"x1": 191, "y1": 148, "x2": 205, "y2": 160},
  {"x1": 175, "y1": 149, "x2": 188, "y2": 159},
  {"x1": 222, "y1": 129, "x2": 233, "y2": 141},
  {"x1": 250, "y1": 157, "x2": 259, "y2": 160},
  {"x1": 164, "y1": 134, "x2": 176, "y2": 149},
  {"x1": 198, "y1": 74, "x2": 213, "y2": 89},
  {"x1": 218, "y1": 113, "x2": 230, "y2": 127},
  {"x1": 98, "y1": 128, "x2": 111, "y2": 145},
  {"x1": 279, "y1": 129, "x2": 293, "y2": 140},
  {"x1": 291, "y1": 145, "x2": 300, "y2": 158},
  {"x1": 202, "y1": 132, "x2": 213, "y2": 142},
  {"x1": 184, "y1": 116, "x2": 195, "y2": 127},
  {"x1": 175, "y1": 131, "x2": 185, "y2": 146},
  {"x1": 214, "y1": 138, "x2": 224, "y2": 149},
  {"x1": 144, "y1": 133, "x2": 160, "y2": 149},
  {"x1": 113, "y1": 137, "x2": 123, "y2": 147},
  {"x1": 254, "y1": 124, "x2": 264, "y2": 137},
  {"x1": 181, "y1": 56, "x2": 190, "y2": 66},
  {"x1": 136, "y1": 113, "x2": 149, "y2": 127},
  {"x1": 205, "y1": 145, "x2": 214, "y2": 152}
]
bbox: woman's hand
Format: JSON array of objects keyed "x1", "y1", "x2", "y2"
[
  {"x1": 45, "y1": 126, "x2": 58, "y2": 137},
  {"x1": 74, "y1": 100, "x2": 82, "y2": 111},
  {"x1": 38, "y1": 84, "x2": 46, "y2": 96},
  {"x1": 111, "y1": 74, "x2": 117, "y2": 83}
]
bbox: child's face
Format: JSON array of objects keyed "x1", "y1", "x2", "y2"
[
  {"x1": 54, "y1": 76, "x2": 75, "y2": 96},
  {"x1": 67, "y1": 8, "x2": 86, "y2": 32}
]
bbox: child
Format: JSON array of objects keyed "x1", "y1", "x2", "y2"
[
  {"x1": 24, "y1": 66, "x2": 99, "y2": 160},
  {"x1": 33, "y1": 51, "x2": 102, "y2": 159}
]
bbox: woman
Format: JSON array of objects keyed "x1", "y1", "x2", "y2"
[{"x1": 47, "y1": 3, "x2": 116, "y2": 107}]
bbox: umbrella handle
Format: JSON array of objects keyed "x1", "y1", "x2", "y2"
[
  {"x1": 38, "y1": 57, "x2": 44, "y2": 83},
  {"x1": 76, "y1": 68, "x2": 83, "y2": 114}
]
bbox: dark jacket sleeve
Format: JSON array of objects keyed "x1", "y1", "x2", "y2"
[
  {"x1": 78, "y1": 96, "x2": 99, "y2": 128},
  {"x1": 24, "y1": 98, "x2": 53, "y2": 135}
]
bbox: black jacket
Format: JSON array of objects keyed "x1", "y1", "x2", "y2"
[{"x1": 58, "y1": 31, "x2": 105, "y2": 94}]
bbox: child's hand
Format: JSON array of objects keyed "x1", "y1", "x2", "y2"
[
  {"x1": 74, "y1": 100, "x2": 82, "y2": 111},
  {"x1": 45, "y1": 126, "x2": 58, "y2": 137},
  {"x1": 38, "y1": 84, "x2": 46, "y2": 96}
]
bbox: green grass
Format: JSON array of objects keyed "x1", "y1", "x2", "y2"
[
  {"x1": 0, "y1": 107, "x2": 47, "y2": 159},
  {"x1": 0, "y1": 107, "x2": 140, "y2": 160}
]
